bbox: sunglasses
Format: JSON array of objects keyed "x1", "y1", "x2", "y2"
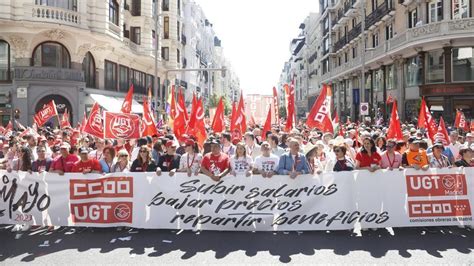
[
  {"x1": 334, "y1": 149, "x2": 342, "y2": 152},
  {"x1": 386, "y1": 145, "x2": 395, "y2": 148},
  {"x1": 140, "y1": 150, "x2": 148, "y2": 153},
  {"x1": 119, "y1": 154, "x2": 128, "y2": 157}
]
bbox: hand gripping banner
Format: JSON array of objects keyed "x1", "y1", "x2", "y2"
[{"x1": 0, "y1": 168, "x2": 472, "y2": 231}]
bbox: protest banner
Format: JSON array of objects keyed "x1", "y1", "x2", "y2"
[{"x1": 0, "y1": 168, "x2": 472, "y2": 231}]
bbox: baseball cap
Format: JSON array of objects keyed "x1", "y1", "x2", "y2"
[
  {"x1": 60, "y1": 143, "x2": 70, "y2": 149},
  {"x1": 466, "y1": 133, "x2": 473, "y2": 138},
  {"x1": 408, "y1": 136, "x2": 421, "y2": 144},
  {"x1": 79, "y1": 147, "x2": 89, "y2": 154},
  {"x1": 185, "y1": 139, "x2": 195, "y2": 146},
  {"x1": 166, "y1": 140, "x2": 177, "y2": 148},
  {"x1": 432, "y1": 142, "x2": 445, "y2": 149}
]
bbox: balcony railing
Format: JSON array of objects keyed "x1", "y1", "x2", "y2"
[
  {"x1": 333, "y1": 35, "x2": 347, "y2": 52},
  {"x1": 347, "y1": 23, "x2": 361, "y2": 42},
  {"x1": 365, "y1": 2, "x2": 391, "y2": 29},
  {"x1": 321, "y1": 18, "x2": 474, "y2": 82},
  {"x1": 14, "y1": 67, "x2": 84, "y2": 82},
  {"x1": 31, "y1": 4, "x2": 80, "y2": 26}
]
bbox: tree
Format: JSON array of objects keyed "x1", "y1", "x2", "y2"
[{"x1": 207, "y1": 93, "x2": 232, "y2": 116}]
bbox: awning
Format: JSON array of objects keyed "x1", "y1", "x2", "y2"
[
  {"x1": 430, "y1": 105, "x2": 444, "y2": 112},
  {"x1": 90, "y1": 94, "x2": 143, "y2": 114}
]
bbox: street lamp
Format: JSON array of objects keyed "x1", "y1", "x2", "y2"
[{"x1": 359, "y1": 0, "x2": 375, "y2": 122}]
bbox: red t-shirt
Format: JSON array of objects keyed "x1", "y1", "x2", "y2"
[
  {"x1": 50, "y1": 154, "x2": 79, "y2": 173},
  {"x1": 71, "y1": 159, "x2": 102, "y2": 173},
  {"x1": 201, "y1": 152, "x2": 230, "y2": 176},
  {"x1": 355, "y1": 151, "x2": 382, "y2": 168}
]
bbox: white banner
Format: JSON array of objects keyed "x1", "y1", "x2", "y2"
[{"x1": 0, "y1": 168, "x2": 472, "y2": 231}]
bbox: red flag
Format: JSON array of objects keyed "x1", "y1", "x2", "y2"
[
  {"x1": 34, "y1": 100, "x2": 58, "y2": 127},
  {"x1": 104, "y1": 112, "x2": 141, "y2": 139},
  {"x1": 19, "y1": 127, "x2": 40, "y2": 138},
  {"x1": 307, "y1": 84, "x2": 334, "y2": 133},
  {"x1": 386, "y1": 101, "x2": 403, "y2": 140},
  {"x1": 261, "y1": 106, "x2": 272, "y2": 140},
  {"x1": 272, "y1": 86, "x2": 279, "y2": 124},
  {"x1": 83, "y1": 102, "x2": 104, "y2": 139},
  {"x1": 173, "y1": 89, "x2": 187, "y2": 138},
  {"x1": 187, "y1": 92, "x2": 198, "y2": 129},
  {"x1": 455, "y1": 110, "x2": 469, "y2": 131},
  {"x1": 60, "y1": 108, "x2": 71, "y2": 129},
  {"x1": 386, "y1": 94, "x2": 394, "y2": 104},
  {"x1": 284, "y1": 82, "x2": 295, "y2": 132},
  {"x1": 230, "y1": 101, "x2": 237, "y2": 132},
  {"x1": 178, "y1": 88, "x2": 189, "y2": 122},
  {"x1": 187, "y1": 97, "x2": 207, "y2": 146},
  {"x1": 142, "y1": 97, "x2": 159, "y2": 137},
  {"x1": 211, "y1": 97, "x2": 225, "y2": 133},
  {"x1": 232, "y1": 92, "x2": 247, "y2": 134},
  {"x1": 80, "y1": 110, "x2": 87, "y2": 132},
  {"x1": 169, "y1": 85, "x2": 177, "y2": 120},
  {"x1": 418, "y1": 97, "x2": 437, "y2": 142},
  {"x1": 121, "y1": 84, "x2": 134, "y2": 113},
  {"x1": 434, "y1": 117, "x2": 451, "y2": 145}
]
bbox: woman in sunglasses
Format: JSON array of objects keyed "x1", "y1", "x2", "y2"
[
  {"x1": 112, "y1": 149, "x2": 131, "y2": 172},
  {"x1": 178, "y1": 139, "x2": 202, "y2": 177},
  {"x1": 327, "y1": 145, "x2": 355, "y2": 172},
  {"x1": 130, "y1": 145, "x2": 158, "y2": 172},
  {"x1": 380, "y1": 139, "x2": 403, "y2": 170}
]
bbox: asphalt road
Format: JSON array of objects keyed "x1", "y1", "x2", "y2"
[{"x1": 0, "y1": 225, "x2": 473, "y2": 264}]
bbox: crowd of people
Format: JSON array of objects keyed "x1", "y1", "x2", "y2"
[{"x1": 1, "y1": 122, "x2": 473, "y2": 180}]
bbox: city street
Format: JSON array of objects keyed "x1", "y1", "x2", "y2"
[{"x1": 0, "y1": 226, "x2": 473, "y2": 264}]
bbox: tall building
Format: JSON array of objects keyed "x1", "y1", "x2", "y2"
[
  {"x1": 319, "y1": 0, "x2": 474, "y2": 123},
  {"x1": 0, "y1": 0, "x2": 239, "y2": 127}
]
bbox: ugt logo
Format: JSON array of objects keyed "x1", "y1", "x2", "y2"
[{"x1": 110, "y1": 115, "x2": 134, "y2": 139}]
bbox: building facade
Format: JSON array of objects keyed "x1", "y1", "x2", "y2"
[
  {"x1": 319, "y1": 0, "x2": 474, "y2": 123},
  {"x1": 278, "y1": 0, "x2": 474, "y2": 124},
  {"x1": 0, "y1": 0, "x2": 238, "y2": 127}
]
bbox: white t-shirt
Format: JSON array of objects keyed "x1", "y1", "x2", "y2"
[
  {"x1": 230, "y1": 155, "x2": 253, "y2": 175},
  {"x1": 254, "y1": 154, "x2": 279, "y2": 172},
  {"x1": 179, "y1": 153, "x2": 203, "y2": 173}
]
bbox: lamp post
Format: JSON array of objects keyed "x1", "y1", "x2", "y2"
[{"x1": 360, "y1": 0, "x2": 366, "y2": 123}]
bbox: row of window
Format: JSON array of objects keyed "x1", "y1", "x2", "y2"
[{"x1": 105, "y1": 60, "x2": 155, "y2": 94}]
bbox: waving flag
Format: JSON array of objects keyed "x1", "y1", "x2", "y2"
[
  {"x1": 284, "y1": 81, "x2": 295, "y2": 132},
  {"x1": 434, "y1": 117, "x2": 451, "y2": 145},
  {"x1": 261, "y1": 106, "x2": 272, "y2": 140},
  {"x1": 187, "y1": 97, "x2": 207, "y2": 146},
  {"x1": 187, "y1": 92, "x2": 198, "y2": 129},
  {"x1": 178, "y1": 88, "x2": 189, "y2": 122},
  {"x1": 34, "y1": 100, "x2": 58, "y2": 127},
  {"x1": 142, "y1": 97, "x2": 159, "y2": 137},
  {"x1": 83, "y1": 102, "x2": 104, "y2": 139},
  {"x1": 121, "y1": 84, "x2": 134, "y2": 113},
  {"x1": 230, "y1": 101, "x2": 237, "y2": 132},
  {"x1": 173, "y1": 89, "x2": 187, "y2": 138},
  {"x1": 455, "y1": 110, "x2": 469, "y2": 131},
  {"x1": 60, "y1": 108, "x2": 71, "y2": 129},
  {"x1": 418, "y1": 97, "x2": 437, "y2": 142},
  {"x1": 211, "y1": 97, "x2": 225, "y2": 133},
  {"x1": 307, "y1": 84, "x2": 334, "y2": 133},
  {"x1": 231, "y1": 92, "x2": 247, "y2": 134},
  {"x1": 273, "y1": 87, "x2": 279, "y2": 124},
  {"x1": 386, "y1": 100, "x2": 403, "y2": 140}
]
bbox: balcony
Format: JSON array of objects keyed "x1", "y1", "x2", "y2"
[
  {"x1": 14, "y1": 67, "x2": 84, "y2": 83},
  {"x1": 347, "y1": 23, "x2": 361, "y2": 42},
  {"x1": 29, "y1": 4, "x2": 81, "y2": 27},
  {"x1": 333, "y1": 35, "x2": 347, "y2": 52},
  {"x1": 365, "y1": 2, "x2": 392, "y2": 30}
]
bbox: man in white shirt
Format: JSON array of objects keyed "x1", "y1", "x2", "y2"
[
  {"x1": 448, "y1": 130, "x2": 462, "y2": 160},
  {"x1": 269, "y1": 135, "x2": 285, "y2": 157},
  {"x1": 254, "y1": 142, "x2": 279, "y2": 178},
  {"x1": 244, "y1": 132, "x2": 261, "y2": 160}
]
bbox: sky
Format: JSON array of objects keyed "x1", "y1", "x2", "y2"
[{"x1": 196, "y1": 0, "x2": 318, "y2": 95}]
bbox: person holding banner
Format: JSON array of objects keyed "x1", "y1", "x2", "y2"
[
  {"x1": 49, "y1": 143, "x2": 78, "y2": 175},
  {"x1": 99, "y1": 147, "x2": 116, "y2": 174},
  {"x1": 355, "y1": 137, "x2": 381, "y2": 172},
  {"x1": 326, "y1": 145, "x2": 355, "y2": 172},
  {"x1": 32, "y1": 146, "x2": 52, "y2": 172},
  {"x1": 401, "y1": 137, "x2": 429, "y2": 170},
  {"x1": 112, "y1": 149, "x2": 131, "y2": 172},
  {"x1": 304, "y1": 143, "x2": 323, "y2": 175},
  {"x1": 71, "y1": 147, "x2": 102, "y2": 174},
  {"x1": 131, "y1": 145, "x2": 158, "y2": 172},
  {"x1": 230, "y1": 142, "x2": 253, "y2": 177},
  {"x1": 178, "y1": 139, "x2": 202, "y2": 177},
  {"x1": 428, "y1": 142, "x2": 452, "y2": 168},
  {"x1": 200, "y1": 139, "x2": 230, "y2": 181},
  {"x1": 277, "y1": 138, "x2": 310, "y2": 178},
  {"x1": 454, "y1": 147, "x2": 473, "y2": 167},
  {"x1": 156, "y1": 140, "x2": 181, "y2": 176},
  {"x1": 253, "y1": 142, "x2": 279, "y2": 178},
  {"x1": 8, "y1": 146, "x2": 33, "y2": 172},
  {"x1": 380, "y1": 139, "x2": 403, "y2": 170}
]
